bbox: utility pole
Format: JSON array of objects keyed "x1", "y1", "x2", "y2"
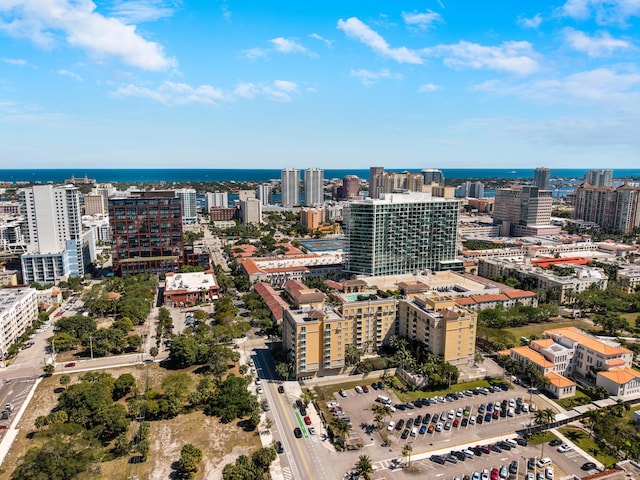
[{"x1": 89, "y1": 336, "x2": 94, "y2": 360}]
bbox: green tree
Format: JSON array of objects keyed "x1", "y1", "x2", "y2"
[
  {"x1": 354, "y1": 455, "x2": 374, "y2": 480},
  {"x1": 275, "y1": 362, "x2": 291, "y2": 380},
  {"x1": 402, "y1": 443, "x2": 413, "y2": 468},
  {"x1": 593, "y1": 312, "x2": 630, "y2": 336},
  {"x1": 42, "y1": 364, "x2": 55, "y2": 376},
  {"x1": 149, "y1": 346, "x2": 159, "y2": 361},
  {"x1": 252, "y1": 447, "x2": 276, "y2": 471},
  {"x1": 162, "y1": 372, "x2": 194, "y2": 401},
  {"x1": 113, "y1": 373, "x2": 136, "y2": 400},
  {"x1": 177, "y1": 443, "x2": 203, "y2": 479},
  {"x1": 344, "y1": 343, "x2": 363, "y2": 366},
  {"x1": 59, "y1": 374, "x2": 71, "y2": 390},
  {"x1": 170, "y1": 335, "x2": 199, "y2": 368}
]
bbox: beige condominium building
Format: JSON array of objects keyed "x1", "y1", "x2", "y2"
[{"x1": 397, "y1": 293, "x2": 477, "y2": 365}]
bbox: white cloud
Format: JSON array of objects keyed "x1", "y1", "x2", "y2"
[
  {"x1": 220, "y1": 1, "x2": 231, "y2": 22},
  {"x1": 337, "y1": 17, "x2": 423, "y2": 64},
  {"x1": 108, "y1": 0, "x2": 179, "y2": 24},
  {"x1": 564, "y1": 28, "x2": 632, "y2": 57},
  {"x1": 57, "y1": 69, "x2": 83, "y2": 81},
  {"x1": 402, "y1": 10, "x2": 442, "y2": 30},
  {"x1": 243, "y1": 47, "x2": 268, "y2": 60},
  {"x1": 560, "y1": 0, "x2": 640, "y2": 26},
  {"x1": 269, "y1": 37, "x2": 308, "y2": 54},
  {"x1": 426, "y1": 40, "x2": 540, "y2": 75},
  {"x1": 518, "y1": 13, "x2": 543, "y2": 29},
  {"x1": 474, "y1": 67, "x2": 640, "y2": 106},
  {"x1": 112, "y1": 79, "x2": 302, "y2": 104},
  {"x1": 418, "y1": 83, "x2": 440, "y2": 92},
  {"x1": 350, "y1": 68, "x2": 403, "y2": 85},
  {"x1": 309, "y1": 33, "x2": 332, "y2": 47},
  {"x1": 2, "y1": 57, "x2": 28, "y2": 66},
  {"x1": 0, "y1": 0, "x2": 176, "y2": 71}
]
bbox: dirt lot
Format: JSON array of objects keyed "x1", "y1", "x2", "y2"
[{"x1": 0, "y1": 363, "x2": 260, "y2": 480}]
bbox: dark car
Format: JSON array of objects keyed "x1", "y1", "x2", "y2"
[
  {"x1": 275, "y1": 441, "x2": 284, "y2": 453},
  {"x1": 64, "y1": 362, "x2": 76, "y2": 368},
  {"x1": 415, "y1": 415, "x2": 423, "y2": 424},
  {"x1": 549, "y1": 439, "x2": 563, "y2": 446},
  {"x1": 401, "y1": 429, "x2": 410, "y2": 439},
  {"x1": 278, "y1": 385, "x2": 285, "y2": 394},
  {"x1": 395, "y1": 419, "x2": 405, "y2": 430},
  {"x1": 294, "y1": 427, "x2": 302, "y2": 438},
  {"x1": 527, "y1": 458, "x2": 535, "y2": 470},
  {"x1": 516, "y1": 437, "x2": 528, "y2": 446},
  {"x1": 430, "y1": 455, "x2": 446, "y2": 465},
  {"x1": 470, "y1": 446, "x2": 483, "y2": 456},
  {"x1": 407, "y1": 418, "x2": 414, "y2": 429},
  {"x1": 485, "y1": 413, "x2": 492, "y2": 422},
  {"x1": 296, "y1": 399, "x2": 304, "y2": 409},
  {"x1": 509, "y1": 460, "x2": 518, "y2": 474},
  {"x1": 419, "y1": 425, "x2": 427, "y2": 435},
  {"x1": 498, "y1": 441, "x2": 512, "y2": 451},
  {"x1": 371, "y1": 382, "x2": 379, "y2": 390},
  {"x1": 423, "y1": 414, "x2": 431, "y2": 424},
  {"x1": 396, "y1": 404, "x2": 407, "y2": 411},
  {"x1": 500, "y1": 409, "x2": 507, "y2": 418},
  {"x1": 476, "y1": 414, "x2": 483, "y2": 424},
  {"x1": 362, "y1": 385, "x2": 369, "y2": 393},
  {"x1": 582, "y1": 462, "x2": 597, "y2": 471},
  {"x1": 461, "y1": 418, "x2": 468, "y2": 427},
  {"x1": 489, "y1": 444, "x2": 502, "y2": 453},
  {"x1": 453, "y1": 451, "x2": 466, "y2": 461},
  {"x1": 445, "y1": 454, "x2": 458, "y2": 464},
  {"x1": 487, "y1": 402, "x2": 493, "y2": 412},
  {"x1": 432, "y1": 414, "x2": 439, "y2": 424},
  {"x1": 300, "y1": 408, "x2": 307, "y2": 417},
  {"x1": 377, "y1": 381, "x2": 385, "y2": 390}
]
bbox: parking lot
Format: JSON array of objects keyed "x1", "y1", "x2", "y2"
[{"x1": 327, "y1": 383, "x2": 597, "y2": 479}]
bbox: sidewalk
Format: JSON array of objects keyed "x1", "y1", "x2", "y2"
[{"x1": 0, "y1": 376, "x2": 41, "y2": 466}]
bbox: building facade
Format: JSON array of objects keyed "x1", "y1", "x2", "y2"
[
  {"x1": 205, "y1": 192, "x2": 228, "y2": 209},
  {"x1": 493, "y1": 186, "x2": 556, "y2": 236},
  {"x1": 304, "y1": 168, "x2": 324, "y2": 206},
  {"x1": 585, "y1": 169, "x2": 613, "y2": 187},
  {"x1": 281, "y1": 168, "x2": 300, "y2": 208},
  {"x1": 109, "y1": 191, "x2": 184, "y2": 277},
  {"x1": 421, "y1": 169, "x2": 445, "y2": 186},
  {"x1": 574, "y1": 184, "x2": 640, "y2": 233},
  {"x1": 533, "y1": 167, "x2": 551, "y2": 190},
  {"x1": 346, "y1": 192, "x2": 460, "y2": 276},
  {"x1": 0, "y1": 287, "x2": 38, "y2": 361},
  {"x1": 175, "y1": 188, "x2": 198, "y2": 225}
]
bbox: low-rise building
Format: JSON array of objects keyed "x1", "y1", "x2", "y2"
[
  {"x1": 0, "y1": 287, "x2": 38, "y2": 359},
  {"x1": 163, "y1": 271, "x2": 220, "y2": 307}
]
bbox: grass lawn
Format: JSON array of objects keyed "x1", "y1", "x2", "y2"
[
  {"x1": 506, "y1": 319, "x2": 596, "y2": 339},
  {"x1": 555, "y1": 389, "x2": 591, "y2": 410},
  {"x1": 397, "y1": 379, "x2": 495, "y2": 403},
  {"x1": 621, "y1": 312, "x2": 640, "y2": 327},
  {"x1": 528, "y1": 431, "x2": 557, "y2": 445},
  {"x1": 558, "y1": 426, "x2": 619, "y2": 468}
]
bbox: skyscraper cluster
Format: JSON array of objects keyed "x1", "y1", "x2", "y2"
[
  {"x1": 574, "y1": 182, "x2": 640, "y2": 233},
  {"x1": 280, "y1": 168, "x2": 325, "y2": 207},
  {"x1": 368, "y1": 167, "x2": 444, "y2": 199}
]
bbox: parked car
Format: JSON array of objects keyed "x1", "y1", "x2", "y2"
[
  {"x1": 362, "y1": 385, "x2": 369, "y2": 393},
  {"x1": 64, "y1": 362, "x2": 76, "y2": 367},
  {"x1": 294, "y1": 427, "x2": 302, "y2": 438},
  {"x1": 509, "y1": 460, "x2": 518, "y2": 474},
  {"x1": 401, "y1": 429, "x2": 410, "y2": 439},
  {"x1": 275, "y1": 441, "x2": 284, "y2": 454},
  {"x1": 304, "y1": 416, "x2": 312, "y2": 425},
  {"x1": 428, "y1": 424, "x2": 435, "y2": 434},
  {"x1": 395, "y1": 419, "x2": 405, "y2": 430},
  {"x1": 549, "y1": 439, "x2": 562, "y2": 447},
  {"x1": 419, "y1": 425, "x2": 427, "y2": 435},
  {"x1": 557, "y1": 444, "x2": 573, "y2": 453},
  {"x1": 581, "y1": 462, "x2": 597, "y2": 471},
  {"x1": 339, "y1": 389, "x2": 347, "y2": 397},
  {"x1": 387, "y1": 421, "x2": 395, "y2": 431},
  {"x1": 355, "y1": 385, "x2": 363, "y2": 394},
  {"x1": 430, "y1": 455, "x2": 446, "y2": 465},
  {"x1": 278, "y1": 385, "x2": 285, "y2": 394}
]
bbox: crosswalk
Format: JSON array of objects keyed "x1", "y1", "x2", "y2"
[{"x1": 282, "y1": 466, "x2": 292, "y2": 480}]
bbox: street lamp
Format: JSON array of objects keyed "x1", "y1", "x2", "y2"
[{"x1": 89, "y1": 335, "x2": 94, "y2": 360}]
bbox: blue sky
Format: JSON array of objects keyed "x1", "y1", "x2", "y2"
[{"x1": 1, "y1": 0, "x2": 640, "y2": 170}]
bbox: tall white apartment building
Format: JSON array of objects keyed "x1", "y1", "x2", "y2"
[
  {"x1": 0, "y1": 287, "x2": 38, "y2": 362},
  {"x1": 205, "y1": 192, "x2": 228, "y2": 209},
  {"x1": 175, "y1": 188, "x2": 197, "y2": 225},
  {"x1": 256, "y1": 184, "x2": 272, "y2": 206},
  {"x1": 19, "y1": 184, "x2": 95, "y2": 283},
  {"x1": 281, "y1": 168, "x2": 300, "y2": 208},
  {"x1": 304, "y1": 168, "x2": 324, "y2": 206}
]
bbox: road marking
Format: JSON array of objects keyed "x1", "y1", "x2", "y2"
[{"x1": 282, "y1": 466, "x2": 292, "y2": 480}]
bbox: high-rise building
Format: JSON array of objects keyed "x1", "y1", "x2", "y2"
[
  {"x1": 369, "y1": 166, "x2": 384, "y2": 199},
  {"x1": 300, "y1": 207, "x2": 325, "y2": 230},
  {"x1": 493, "y1": 185, "x2": 557, "y2": 236},
  {"x1": 281, "y1": 168, "x2": 300, "y2": 208},
  {"x1": 205, "y1": 192, "x2": 228, "y2": 209},
  {"x1": 533, "y1": 167, "x2": 551, "y2": 190},
  {"x1": 304, "y1": 168, "x2": 324, "y2": 206},
  {"x1": 175, "y1": 188, "x2": 197, "y2": 225},
  {"x1": 345, "y1": 192, "x2": 461, "y2": 276},
  {"x1": 574, "y1": 184, "x2": 640, "y2": 233},
  {"x1": 109, "y1": 191, "x2": 184, "y2": 277},
  {"x1": 90, "y1": 183, "x2": 115, "y2": 213},
  {"x1": 456, "y1": 181, "x2": 485, "y2": 199},
  {"x1": 0, "y1": 287, "x2": 38, "y2": 362},
  {"x1": 238, "y1": 191, "x2": 262, "y2": 225},
  {"x1": 83, "y1": 194, "x2": 106, "y2": 216},
  {"x1": 421, "y1": 168, "x2": 445, "y2": 186},
  {"x1": 585, "y1": 169, "x2": 613, "y2": 187},
  {"x1": 19, "y1": 184, "x2": 95, "y2": 283},
  {"x1": 342, "y1": 175, "x2": 360, "y2": 199},
  {"x1": 256, "y1": 184, "x2": 272, "y2": 206}
]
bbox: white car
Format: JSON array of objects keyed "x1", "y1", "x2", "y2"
[
  {"x1": 257, "y1": 386, "x2": 263, "y2": 394},
  {"x1": 557, "y1": 444, "x2": 573, "y2": 453},
  {"x1": 456, "y1": 408, "x2": 463, "y2": 417},
  {"x1": 355, "y1": 386, "x2": 364, "y2": 394},
  {"x1": 469, "y1": 416, "x2": 476, "y2": 425},
  {"x1": 308, "y1": 426, "x2": 316, "y2": 435},
  {"x1": 545, "y1": 467, "x2": 554, "y2": 480},
  {"x1": 327, "y1": 401, "x2": 339, "y2": 408},
  {"x1": 522, "y1": 403, "x2": 529, "y2": 412},
  {"x1": 255, "y1": 378, "x2": 261, "y2": 385},
  {"x1": 387, "y1": 421, "x2": 396, "y2": 431}
]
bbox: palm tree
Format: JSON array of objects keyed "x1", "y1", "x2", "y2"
[
  {"x1": 584, "y1": 409, "x2": 602, "y2": 437},
  {"x1": 354, "y1": 455, "x2": 374, "y2": 480},
  {"x1": 374, "y1": 413, "x2": 384, "y2": 431},
  {"x1": 402, "y1": 443, "x2": 413, "y2": 468},
  {"x1": 330, "y1": 416, "x2": 352, "y2": 441}
]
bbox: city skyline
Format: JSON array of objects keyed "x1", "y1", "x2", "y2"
[{"x1": 2, "y1": 1, "x2": 640, "y2": 169}]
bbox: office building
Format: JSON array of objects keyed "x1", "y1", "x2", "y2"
[
  {"x1": 109, "y1": 191, "x2": 184, "y2": 277},
  {"x1": 533, "y1": 167, "x2": 551, "y2": 190},
  {"x1": 574, "y1": 184, "x2": 640, "y2": 233},
  {"x1": 369, "y1": 166, "x2": 384, "y2": 199},
  {"x1": 83, "y1": 194, "x2": 106, "y2": 216},
  {"x1": 205, "y1": 192, "x2": 228, "y2": 209},
  {"x1": 240, "y1": 196, "x2": 262, "y2": 225},
  {"x1": 304, "y1": 168, "x2": 324, "y2": 206},
  {"x1": 90, "y1": 183, "x2": 115, "y2": 213},
  {"x1": 342, "y1": 175, "x2": 360, "y2": 200},
  {"x1": 256, "y1": 184, "x2": 272, "y2": 206},
  {"x1": 493, "y1": 185, "x2": 558, "y2": 236},
  {"x1": 281, "y1": 168, "x2": 300, "y2": 208},
  {"x1": 346, "y1": 192, "x2": 461, "y2": 276},
  {"x1": 0, "y1": 287, "x2": 38, "y2": 363},
  {"x1": 19, "y1": 184, "x2": 95, "y2": 283},
  {"x1": 421, "y1": 168, "x2": 445, "y2": 186},
  {"x1": 585, "y1": 169, "x2": 613, "y2": 187},
  {"x1": 175, "y1": 188, "x2": 197, "y2": 225}
]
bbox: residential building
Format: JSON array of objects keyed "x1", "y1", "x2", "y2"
[
  {"x1": 256, "y1": 184, "x2": 272, "y2": 206},
  {"x1": 342, "y1": 175, "x2": 360, "y2": 200},
  {"x1": 175, "y1": 188, "x2": 197, "y2": 225},
  {"x1": 304, "y1": 168, "x2": 324, "y2": 206},
  {"x1": 281, "y1": 168, "x2": 300, "y2": 208},
  {"x1": 109, "y1": 191, "x2": 184, "y2": 277},
  {"x1": 574, "y1": 184, "x2": 640, "y2": 233},
  {"x1": 0, "y1": 268, "x2": 19, "y2": 287},
  {"x1": 397, "y1": 293, "x2": 477, "y2": 365},
  {"x1": 253, "y1": 282, "x2": 288, "y2": 322},
  {"x1": 205, "y1": 192, "x2": 228, "y2": 209},
  {"x1": 83, "y1": 194, "x2": 106, "y2": 215},
  {"x1": 618, "y1": 266, "x2": 640, "y2": 293},
  {"x1": 345, "y1": 192, "x2": 461, "y2": 276},
  {"x1": 283, "y1": 280, "x2": 326, "y2": 310},
  {"x1": 421, "y1": 169, "x2": 445, "y2": 186},
  {"x1": 0, "y1": 201, "x2": 20, "y2": 216},
  {"x1": 90, "y1": 183, "x2": 115, "y2": 213},
  {"x1": 163, "y1": 271, "x2": 220, "y2": 307},
  {"x1": 19, "y1": 184, "x2": 95, "y2": 283},
  {"x1": 0, "y1": 287, "x2": 38, "y2": 362},
  {"x1": 209, "y1": 206, "x2": 237, "y2": 221},
  {"x1": 369, "y1": 166, "x2": 384, "y2": 199},
  {"x1": 82, "y1": 214, "x2": 111, "y2": 243},
  {"x1": 533, "y1": 167, "x2": 551, "y2": 190},
  {"x1": 239, "y1": 191, "x2": 261, "y2": 225},
  {"x1": 585, "y1": 169, "x2": 613, "y2": 187},
  {"x1": 300, "y1": 207, "x2": 324, "y2": 231},
  {"x1": 456, "y1": 181, "x2": 485, "y2": 199},
  {"x1": 493, "y1": 185, "x2": 558, "y2": 236}
]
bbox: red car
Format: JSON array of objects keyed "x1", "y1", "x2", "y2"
[
  {"x1": 427, "y1": 424, "x2": 435, "y2": 434},
  {"x1": 362, "y1": 385, "x2": 369, "y2": 393},
  {"x1": 490, "y1": 468, "x2": 499, "y2": 480},
  {"x1": 453, "y1": 418, "x2": 459, "y2": 428},
  {"x1": 304, "y1": 416, "x2": 311, "y2": 425},
  {"x1": 55, "y1": 312, "x2": 62, "y2": 317},
  {"x1": 395, "y1": 419, "x2": 405, "y2": 431},
  {"x1": 64, "y1": 362, "x2": 76, "y2": 367},
  {"x1": 478, "y1": 444, "x2": 491, "y2": 454}
]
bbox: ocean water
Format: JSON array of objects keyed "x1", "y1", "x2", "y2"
[{"x1": 1, "y1": 168, "x2": 639, "y2": 184}]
